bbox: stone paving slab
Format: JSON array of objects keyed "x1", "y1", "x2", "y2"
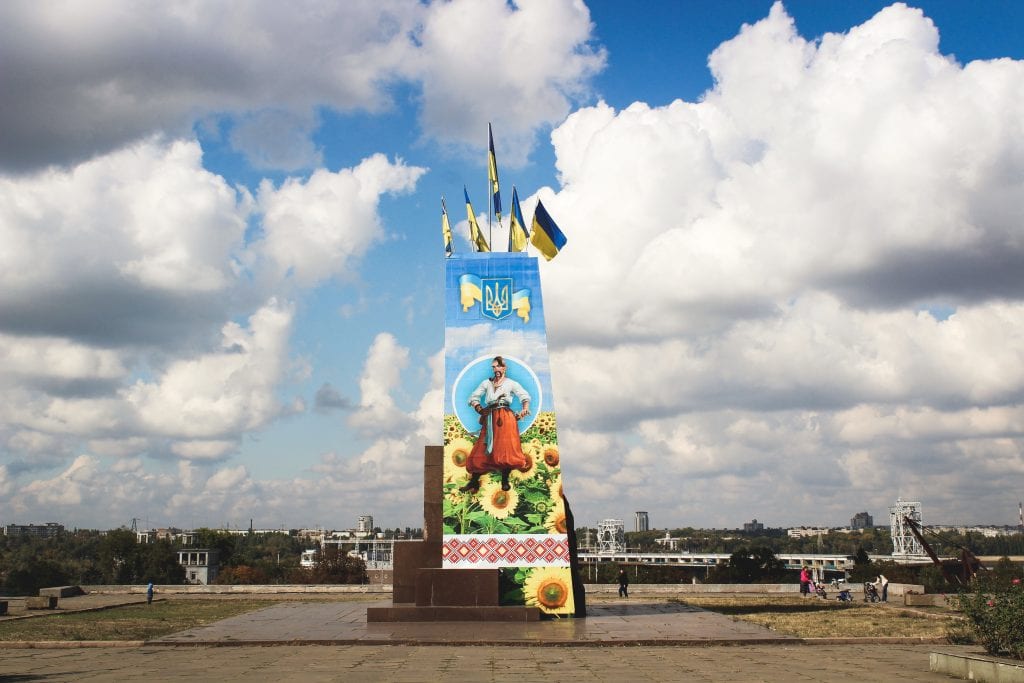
[
  {"x1": 0, "y1": 643, "x2": 969, "y2": 681},
  {"x1": 0, "y1": 598, "x2": 968, "y2": 681},
  {"x1": 149, "y1": 599, "x2": 796, "y2": 646}
]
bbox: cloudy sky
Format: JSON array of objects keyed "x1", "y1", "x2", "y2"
[{"x1": 2, "y1": 0, "x2": 1023, "y2": 533}]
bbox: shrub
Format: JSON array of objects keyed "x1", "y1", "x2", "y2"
[
  {"x1": 283, "y1": 547, "x2": 367, "y2": 584},
  {"x1": 953, "y1": 576, "x2": 1024, "y2": 659},
  {"x1": 215, "y1": 565, "x2": 269, "y2": 585}
]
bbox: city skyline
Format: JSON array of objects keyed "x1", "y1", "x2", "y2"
[
  {"x1": 2, "y1": 1, "x2": 1024, "y2": 530},
  {"x1": 7, "y1": 502, "x2": 1022, "y2": 535}
]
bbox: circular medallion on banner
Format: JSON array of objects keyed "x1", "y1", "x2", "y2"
[{"x1": 451, "y1": 355, "x2": 542, "y2": 435}]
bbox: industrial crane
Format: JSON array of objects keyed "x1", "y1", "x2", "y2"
[{"x1": 903, "y1": 515, "x2": 986, "y2": 586}]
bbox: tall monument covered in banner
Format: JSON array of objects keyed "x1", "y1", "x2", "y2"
[
  {"x1": 368, "y1": 123, "x2": 579, "y2": 622},
  {"x1": 441, "y1": 251, "x2": 576, "y2": 617}
]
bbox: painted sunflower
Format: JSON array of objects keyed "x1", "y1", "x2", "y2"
[
  {"x1": 443, "y1": 415, "x2": 465, "y2": 444},
  {"x1": 478, "y1": 480, "x2": 519, "y2": 519},
  {"x1": 541, "y1": 443, "x2": 559, "y2": 467},
  {"x1": 522, "y1": 566, "x2": 574, "y2": 615},
  {"x1": 533, "y1": 411, "x2": 557, "y2": 435},
  {"x1": 544, "y1": 501, "x2": 567, "y2": 534},
  {"x1": 532, "y1": 497, "x2": 553, "y2": 516},
  {"x1": 547, "y1": 474, "x2": 563, "y2": 501},
  {"x1": 444, "y1": 438, "x2": 473, "y2": 482},
  {"x1": 510, "y1": 444, "x2": 539, "y2": 481},
  {"x1": 446, "y1": 479, "x2": 469, "y2": 505}
]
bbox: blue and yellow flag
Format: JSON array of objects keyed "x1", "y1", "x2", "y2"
[
  {"x1": 488, "y1": 123, "x2": 502, "y2": 222},
  {"x1": 441, "y1": 196, "x2": 454, "y2": 257},
  {"x1": 464, "y1": 187, "x2": 490, "y2": 252},
  {"x1": 508, "y1": 186, "x2": 529, "y2": 252},
  {"x1": 530, "y1": 199, "x2": 567, "y2": 261}
]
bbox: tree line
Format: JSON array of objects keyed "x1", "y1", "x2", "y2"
[
  {"x1": 1, "y1": 529, "x2": 184, "y2": 595},
  {"x1": 0, "y1": 528, "x2": 366, "y2": 596}
]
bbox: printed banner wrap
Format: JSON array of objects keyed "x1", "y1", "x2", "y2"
[{"x1": 443, "y1": 252, "x2": 575, "y2": 616}]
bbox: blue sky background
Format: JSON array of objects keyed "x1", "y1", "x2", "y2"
[{"x1": 2, "y1": 1, "x2": 1024, "y2": 532}]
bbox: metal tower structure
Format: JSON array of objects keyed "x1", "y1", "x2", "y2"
[
  {"x1": 597, "y1": 519, "x2": 625, "y2": 554},
  {"x1": 889, "y1": 498, "x2": 925, "y2": 558}
]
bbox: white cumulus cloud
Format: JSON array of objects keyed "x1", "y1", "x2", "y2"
[
  {"x1": 0, "y1": 0, "x2": 603, "y2": 172},
  {"x1": 540, "y1": 2, "x2": 1024, "y2": 525}
]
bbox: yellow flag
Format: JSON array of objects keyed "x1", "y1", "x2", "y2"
[{"x1": 464, "y1": 187, "x2": 490, "y2": 252}]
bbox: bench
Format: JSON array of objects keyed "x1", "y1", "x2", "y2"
[
  {"x1": 39, "y1": 586, "x2": 84, "y2": 598},
  {"x1": 25, "y1": 596, "x2": 58, "y2": 609}
]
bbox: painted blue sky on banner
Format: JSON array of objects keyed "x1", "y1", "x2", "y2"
[{"x1": 444, "y1": 254, "x2": 554, "y2": 426}]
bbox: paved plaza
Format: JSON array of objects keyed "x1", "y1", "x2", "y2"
[
  {"x1": 150, "y1": 600, "x2": 796, "y2": 646},
  {"x1": 0, "y1": 642, "x2": 970, "y2": 682},
  {"x1": 0, "y1": 597, "x2": 972, "y2": 682}
]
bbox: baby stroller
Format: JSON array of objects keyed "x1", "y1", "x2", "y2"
[
  {"x1": 836, "y1": 588, "x2": 853, "y2": 602},
  {"x1": 863, "y1": 582, "x2": 881, "y2": 602},
  {"x1": 814, "y1": 583, "x2": 828, "y2": 599}
]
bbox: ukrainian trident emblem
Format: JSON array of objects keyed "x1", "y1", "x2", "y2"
[
  {"x1": 458, "y1": 273, "x2": 531, "y2": 323},
  {"x1": 481, "y1": 278, "x2": 512, "y2": 320}
]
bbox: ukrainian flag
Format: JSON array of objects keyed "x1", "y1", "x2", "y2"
[
  {"x1": 441, "y1": 196, "x2": 454, "y2": 257},
  {"x1": 464, "y1": 187, "x2": 490, "y2": 252},
  {"x1": 488, "y1": 123, "x2": 502, "y2": 222},
  {"x1": 530, "y1": 199, "x2": 566, "y2": 260},
  {"x1": 508, "y1": 186, "x2": 529, "y2": 252}
]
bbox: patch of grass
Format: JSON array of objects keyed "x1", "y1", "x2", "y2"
[
  {"x1": 670, "y1": 595, "x2": 953, "y2": 638},
  {"x1": 0, "y1": 599, "x2": 276, "y2": 642},
  {"x1": 0, "y1": 593, "x2": 956, "y2": 642}
]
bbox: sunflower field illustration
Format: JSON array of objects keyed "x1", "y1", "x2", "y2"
[
  {"x1": 442, "y1": 411, "x2": 565, "y2": 536},
  {"x1": 443, "y1": 410, "x2": 573, "y2": 617}
]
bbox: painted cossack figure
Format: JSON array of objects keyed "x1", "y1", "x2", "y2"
[{"x1": 461, "y1": 355, "x2": 530, "y2": 492}]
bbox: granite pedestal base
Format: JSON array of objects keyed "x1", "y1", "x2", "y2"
[{"x1": 367, "y1": 446, "x2": 539, "y2": 622}]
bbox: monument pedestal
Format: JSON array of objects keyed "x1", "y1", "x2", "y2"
[
  {"x1": 367, "y1": 603, "x2": 540, "y2": 622},
  {"x1": 366, "y1": 446, "x2": 541, "y2": 622}
]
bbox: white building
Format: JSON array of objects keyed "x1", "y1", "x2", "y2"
[
  {"x1": 787, "y1": 527, "x2": 830, "y2": 539},
  {"x1": 654, "y1": 531, "x2": 680, "y2": 550},
  {"x1": 177, "y1": 549, "x2": 219, "y2": 585}
]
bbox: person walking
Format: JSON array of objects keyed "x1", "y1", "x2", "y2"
[
  {"x1": 146, "y1": 582, "x2": 154, "y2": 605},
  {"x1": 617, "y1": 569, "x2": 629, "y2": 598}
]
